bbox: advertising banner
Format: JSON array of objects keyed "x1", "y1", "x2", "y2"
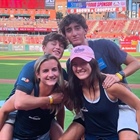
[
  {"x1": 45, "y1": 0, "x2": 55, "y2": 9},
  {"x1": 120, "y1": 40, "x2": 137, "y2": 52},
  {"x1": 29, "y1": 45, "x2": 41, "y2": 51},
  {"x1": 67, "y1": 2, "x2": 86, "y2": 8},
  {"x1": 0, "y1": 27, "x2": 58, "y2": 32},
  {"x1": 12, "y1": 45, "x2": 24, "y2": 51},
  {"x1": 67, "y1": 0, "x2": 126, "y2": 13},
  {"x1": 121, "y1": 46, "x2": 137, "y2": 52},
  {"x1": 0, "y1": 44, "x2": 8, "y2": 51},
  {"x1": 0, "y1": 0, "x2": 45, "y2": 9}
]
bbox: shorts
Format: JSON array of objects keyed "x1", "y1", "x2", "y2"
[
  {"x1": 118, "y1": 105, "x2": 138, "y2": 133},
  {"x1": 13, "y1": 131, "x2": 50, "y2": 140},
  {"x1": 5, "y1": 110, "x2": 17, "y2": 125}
]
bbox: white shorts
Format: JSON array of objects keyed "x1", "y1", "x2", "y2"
[{"x1": 118, "y1": 105, "x2": 138, "y2": 133}]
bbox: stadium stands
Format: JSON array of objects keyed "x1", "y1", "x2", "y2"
[
  {"x1": 127, "y1": 19, "x2": 140, "y2": 35},
  {"x1": 0, "y1": 35, "x2": 44, "y2": 45},
  {"x1": 0, "y1": 18, "x2": 58, "y2": 29},
  {"x1": 1, "y1": 17, "x2": 140, "y2": 45},
  {"x1": 86, "y1": 19, "x2": 140, "y2": 39}
]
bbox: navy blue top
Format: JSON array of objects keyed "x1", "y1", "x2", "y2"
[
  {"x1": 13, "y1": 84, "x2": 55, "y2": 139},
  {"x1": 81, "y1": 83, "x2": 119, "y2": 137},
  {"x1": 88, "y1": 39, "x2": 127, "y2": 78}
]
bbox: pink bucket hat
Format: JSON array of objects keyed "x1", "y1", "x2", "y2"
[{"x1": 70, "y1": 45, "x2": 95, "y2": 62}]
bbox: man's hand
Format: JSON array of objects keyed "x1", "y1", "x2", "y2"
[{"x1": 102, "y1": 73, "x2": 120, "y2": 88}]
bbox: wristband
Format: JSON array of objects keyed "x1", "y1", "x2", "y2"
[
  {"x1": 48, "y1": 96, "x2": 53, "y2": 104},
  {"x1": 116, "y1": 73, "x2": 123, "y2": 81},
  {"x1": 118, "y1": 70, "x2": 125, "y2": 79}
]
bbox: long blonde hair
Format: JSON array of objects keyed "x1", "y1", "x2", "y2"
[{"x1": 34, "y1": 54, "x2": 65, "y2": 114}]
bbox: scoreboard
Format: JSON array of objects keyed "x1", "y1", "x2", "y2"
[
  {"x1": 67, "y1": 0, "x2": 126, "y2": 13},
  {"x1": 0, "y1": 0, "x2": 55, "y2": 9}
]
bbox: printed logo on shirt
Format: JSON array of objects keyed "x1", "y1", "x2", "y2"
[
  {"x1": 21, "y1": 77, "x2": 29, "y2": 83},
  {"x1": 81, "y1": 107, "x2": 88, "y2": 112},
  {"x1": 97, "y1": 58, "x2": 107, "y2": 70},
  {"x1": 29, "y1": 116, "x2": 41, "y2": 120}
]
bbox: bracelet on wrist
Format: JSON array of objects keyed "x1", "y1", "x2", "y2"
[
  {"x1": 116, "y1": 73, "x2": 123, "y2": 81},
  {"x1": 118, "y1": 70, "x2": 125, "y2": 79},
  {"x1": 48, "y1": 95, "x2": 53, "y2": 104}
]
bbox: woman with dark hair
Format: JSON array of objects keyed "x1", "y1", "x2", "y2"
[{"x1": 60, "y1": 45, "x2": 140, "y2": 140}]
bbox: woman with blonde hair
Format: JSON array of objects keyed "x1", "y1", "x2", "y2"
[{"x1": 0, "y1": 54, "x2": 65, "y2": 140}]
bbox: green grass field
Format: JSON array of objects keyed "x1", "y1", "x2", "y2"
[{"x1": 0, "y1": 51, "x2": 140, "y2": 130}]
